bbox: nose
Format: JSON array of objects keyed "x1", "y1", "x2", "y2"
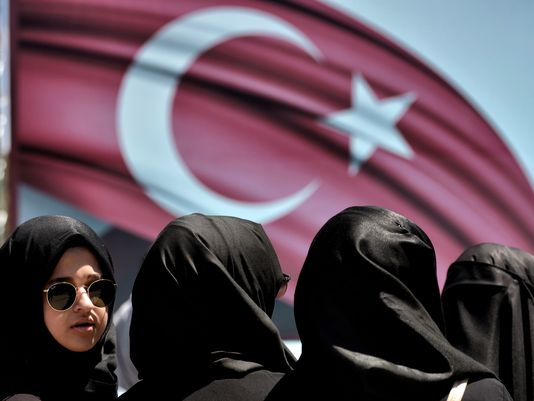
[{"x1": 73, "y1": 286, "x2": 93, "y2": 310}]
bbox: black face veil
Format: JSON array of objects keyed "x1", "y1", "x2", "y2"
[
  {"x1": 442, "y1": 242, "x2": 534, "y2": 401},
  {"x1": 281, "y1": 206, "x2": 496, "y2": 401}
]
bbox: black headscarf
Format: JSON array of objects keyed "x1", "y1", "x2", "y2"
[
  {"x1": 0, "y1": 215, "x2": 118, "y2": 401},
  {"x1": 442, "y1": 242, "x2": 534, "y2": 401},
  {"x1": 128, "y1": 213, "x2": 295, "y2": 398},
  {"x1": 267, "y1": 206, "x2": 496, "y2": 401}
]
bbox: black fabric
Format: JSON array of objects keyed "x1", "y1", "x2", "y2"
[
  {"x1": 449, "y1": 377, "x2": 516, "y2": 401},
  {"x1": 2, "y1": 395, "x2": 41, "y2": 401},
  {"x1": 118, "y1": 369, "x2": 285, "y2": 401},
  {"x1": 442, "y1": 242, "x2": 534, "y2": 401},
  {"x1": 0, "y1": 215, "x2": 118, "y2": 401},
  {"x1": 266, "y1": 206, "x2": 509, "y2": 401},
  {"x1": 121, "y1": 213, "x2": 295, "y2": 400}
]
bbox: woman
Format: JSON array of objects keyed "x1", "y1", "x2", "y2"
[
  {"x1": 266, "y1": 206, "x2": 512, "y2": 401},
  {"x1": 442, "y1": 242, "x2": 534, "y2": 401},
  {"x1": 118, "y1": 213, "x2": 295, "y2": 400},
  {"x1": 0, "y1": 215, "x2": 118, "y2": 401}
]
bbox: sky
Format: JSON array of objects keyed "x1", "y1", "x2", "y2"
[{"x1": 322, "y1": 0, "x2": 534, "y2": 189}]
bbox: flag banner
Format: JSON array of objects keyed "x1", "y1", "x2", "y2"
[{"x1": 16, "y1": 0, "x2": 534, "y2": 293}]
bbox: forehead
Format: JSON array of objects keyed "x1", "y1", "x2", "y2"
[{"x1": 51, "y1": 246, "x2": 102, "y2": 278}]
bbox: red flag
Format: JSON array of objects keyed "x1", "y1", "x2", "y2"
[{"x1": 16, "y1": 0, "x2": 534, "y2": 296}]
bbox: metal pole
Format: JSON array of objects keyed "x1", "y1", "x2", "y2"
[{"x1": 0, "y1": 0, "x2": 11, "y2": 242}]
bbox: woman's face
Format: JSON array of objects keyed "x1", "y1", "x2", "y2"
[{"x1": 43, "y1": 246, "x2": 109, "y2": 352}]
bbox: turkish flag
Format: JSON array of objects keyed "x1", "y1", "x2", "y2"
[{"x1": 16, "y1": 0, "x2": 534, "y2": 296}]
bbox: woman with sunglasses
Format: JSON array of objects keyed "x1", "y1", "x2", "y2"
[
  {"x1": 0, "y1": 215, "x2": 118, "y2": 401},
  {"x1": 265, "y1": 206, "x2": 512, "y2": 401},
  {"x1": 118, "y1": 213, "x2": 295, "y2": 400}
]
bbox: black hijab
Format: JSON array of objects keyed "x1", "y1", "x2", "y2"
[
  {"x1": 128, "y1": 213, "x2": 295, "y2": 397},
  {"x1": 442, "y1": 242, "x2": 534, "y2": 401},
  {"x1": 267, "y1": 206, "x2": 495, "y2": 401},
  {"x1": 0, "y1": 215, "x2": 118, "y2": 401}
]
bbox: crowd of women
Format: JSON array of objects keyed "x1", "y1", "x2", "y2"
[{"x1": 1, "y1": 206, "x2": 532, "y2": 401}]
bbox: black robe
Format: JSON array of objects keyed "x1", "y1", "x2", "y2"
[
  {"x1": 265, "y1": 206, "x2": 511, "y2": 401},
  {"x1": 0, "y1": 215, "x2": 118, "y2": 401},
  {"x1": 442, "y1": 242, "x2": 534, "y2": 401},
  {"x1": 118, "y1": 213, "x2": 295, "y2": 400}
]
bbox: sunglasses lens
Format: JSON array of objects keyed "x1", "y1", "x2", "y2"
[
  {"x1": 88, "y1": 279, "x2": 116, "y2": 308},
  {"x1": 47, "y1": 283, "x2": 76, "y2": 311}
]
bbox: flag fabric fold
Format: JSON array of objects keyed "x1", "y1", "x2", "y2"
[{"x1": 16, "y1": 0, "x2": 534, "y2": 293}]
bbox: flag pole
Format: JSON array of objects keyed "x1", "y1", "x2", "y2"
[{"x1": 0, "y1": 0, "x2": 12, "y2": 242}]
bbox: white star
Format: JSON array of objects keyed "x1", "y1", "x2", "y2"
[{"x1": 322, "y1": 74, "x2": 416, "y2": 175}]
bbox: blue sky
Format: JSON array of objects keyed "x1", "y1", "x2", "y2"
[{"x1": 323, "y1": 0, "x2": 534, "y2": 189}]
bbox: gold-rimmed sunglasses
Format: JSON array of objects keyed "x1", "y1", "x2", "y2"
[{"x1": 43, "y1": 279, "x2": 117, "y2": 311}]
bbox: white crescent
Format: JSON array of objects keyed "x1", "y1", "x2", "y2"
[{"x1": 117, "y1": 7, "x2": 322, "y2": 223}]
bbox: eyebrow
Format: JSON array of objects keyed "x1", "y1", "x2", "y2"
[{"x1": 46, "y1": 273, "x2": 103, "y2": 286}]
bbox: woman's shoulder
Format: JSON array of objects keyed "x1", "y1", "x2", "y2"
[
  {"x1": 185, "y1": 369, "x2": 286, "y2": 401},
  {"x1": 118, "y1": 370, "x2": 287, "y2": 401},
  {"x1": 454, "y1": 378, "x2": 513, "y2": 401}
]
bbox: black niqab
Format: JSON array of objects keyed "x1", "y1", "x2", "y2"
[
  {"x1": 442, "y1": 242, "x2": 534, "y2": 401},
  {"x1": 267, "y1": 206, "x2": 496, "y2": 401}
]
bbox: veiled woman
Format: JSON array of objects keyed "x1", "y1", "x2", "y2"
[
  {"x1": 442, "y1": 242, "x2": 534, "y2": 401},
  {"x1": 118, "y1": 213, "x2": 295, "y2": 400},
  {"x1": 266, "y1": 206, "x2": 512, "y2": 401},
  {"x1": 0, "y1": 215, "x2": 118, "y2": 401}
]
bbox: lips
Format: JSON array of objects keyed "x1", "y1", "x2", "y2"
[{"x1": 72, "y1": 320, "x2": 96, "y2": 332}]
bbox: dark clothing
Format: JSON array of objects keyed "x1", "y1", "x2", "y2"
[
  {"x1": 119, "y1": 369, "x2": 285, "y2": 401},
  {"x1": 442, "y1": 242, "x2": 534, "y2": 401},
  {"x1": 2, "y1": 395, "x2": 41, "y2": 401},
  {"x1": 266, "y1": 206, "x2": 511, "y2": 401},
  {"x1": 454, "y1": 378, "x2": 516, "y2": 401},
  {"x1": 119, "y1": 213, "x2": 295, "y2": 401},
  {"x1": 267, "y1": 372, "x2": 510, "y2": 401},
  {"x1": 0, "y1": 215, "x2": 118, "y2": 401}
]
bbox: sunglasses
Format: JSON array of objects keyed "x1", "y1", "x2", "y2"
[
  {"x1": 279, "y1": 273, "x2": 291, "y2": 287},
  {"x1": 43, "y1": 279, "x2": 117, "y2": 311}
]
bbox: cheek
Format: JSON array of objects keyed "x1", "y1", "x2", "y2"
[
  {"x1": 43, "y1": 297, "x2": 57, "y2": 331},
  {"x1": 96, "y1": 308, "x2": 109, "y2": 338},
  {"x1": 43, "y1": 303, "x2": 68, "y2": 345}
]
